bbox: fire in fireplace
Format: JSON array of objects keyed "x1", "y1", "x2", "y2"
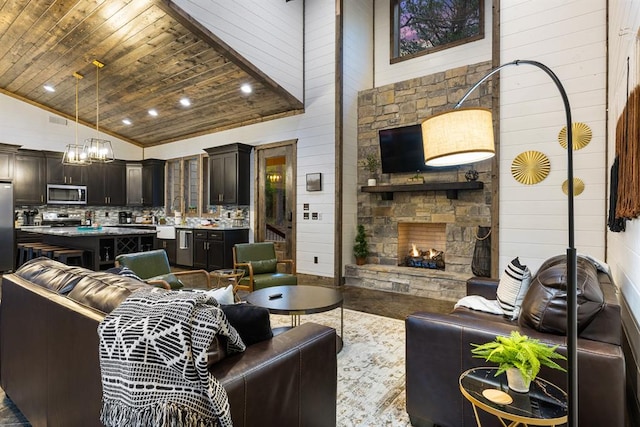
[{"x1": 405, "y1": 243, "x2": 445, "y2": 270}]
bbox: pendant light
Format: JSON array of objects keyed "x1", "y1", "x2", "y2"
[
  {"x1": 62, "y1": 72, "x2": 91, "y2": 166},
  {"x1": 85, "y1": 59, "x2": 115, "y2": 163}
]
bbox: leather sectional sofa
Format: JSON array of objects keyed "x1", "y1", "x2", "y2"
[
  {"x1": 406, "y1": 256, "x2": 625, "y2": 427},
  {"x1": 0, "y1": 258, "x2": 337, "y2": 427}
]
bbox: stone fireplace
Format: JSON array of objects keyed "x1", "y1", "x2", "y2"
[{"x1": 344, "y1": 61, "x2": 494, "y2": 302}]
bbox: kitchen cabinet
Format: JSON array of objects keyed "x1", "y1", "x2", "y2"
[
  {"x1": 126, "y1": 159, "x2": 165, "y2": 207},
  {"x1": 142, "y1": 159, "x2": 165, "y2": 207},
  {"x1": 157, "y1": 239, "x2": 176, "y2": 265},
  {"x1": 204, "y1": 143, "x2": 252, "y2": 205},
  {"x1": 0, "y1": 143, "x2": 19, "y2": 180},
  {"x1": 15, "y1": 151, "x2": 46, "y2": 205},
  {"x1": 193, "y1": 228, "x2": 248, "y2": 270},
  {"x1": 87, "y1": 160, "x2": 126, "y2": 205},
  {"x1": 126, "y1": 163, "x2": 143, "y2": 206},
  {"x1": 45, "y1": 152, "x2": 85, "y2": 184}
]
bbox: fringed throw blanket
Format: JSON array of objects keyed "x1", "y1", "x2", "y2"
[{"x1": 98, "y1": 288, "x2": 246, "y2": 427}]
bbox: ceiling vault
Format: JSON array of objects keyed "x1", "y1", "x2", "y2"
[{"x1": 0, "y1": 0, "x2": 304, "y2": 147}]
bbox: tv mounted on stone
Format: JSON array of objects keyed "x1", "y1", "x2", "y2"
[{"x1": 378, "y1": 124, "x2": 456, "y2": 174}]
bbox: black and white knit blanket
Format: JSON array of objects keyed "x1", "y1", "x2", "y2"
[{"x1": 98, "y1": 288, "x2": 246, "y2": 427}]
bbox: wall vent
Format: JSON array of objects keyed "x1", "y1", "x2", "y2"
[{"x1": 49, "y1": 116, "x2": 68, "y2": 126}]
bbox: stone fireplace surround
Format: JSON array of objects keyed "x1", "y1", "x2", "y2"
[{"x1": 345, "y1": 61, "x2": 493, "y2": 302}]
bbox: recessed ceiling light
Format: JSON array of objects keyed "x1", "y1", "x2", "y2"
[
  {"x1": 148, "y1": 109, "x2": 158, "y2": 117},
  {"x1": 122, "y1": 119, "x2": 132, "y2": 125},
  {"x1": 43, "y1": 84, "x2": 55, "y2": 93},
  {"x1": 240, "y1": 84, "x2": 252, "y2": 94},
  {"x1": 180, "y1": 98, "x2": 191, "y2": 107}
]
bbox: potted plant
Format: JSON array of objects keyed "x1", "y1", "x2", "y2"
[
  {"x1": 471, "y1": 331, "x2": 566, "y2": 393},
  {"x1": 361, "y1": 153, "x2": 380, "y2": 186},
  {"x1": 353, "y1": 224, "x2": 369, "y2": 265}
]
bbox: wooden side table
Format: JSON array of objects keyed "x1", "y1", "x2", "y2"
[
  {"x1": 459, "y1": 367, "x2": 567, "y2": 427},
  {"x1": 209, "y1": 268, "x2": 245, "y2": 293}
]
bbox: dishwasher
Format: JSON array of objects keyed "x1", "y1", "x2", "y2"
[{"x1": 176, "y1": 229, "x2": 193, "y2": 267}]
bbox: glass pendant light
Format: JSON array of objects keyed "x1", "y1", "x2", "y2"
[
  {"x1": 62, "y1": 72, "x2": 91, "y2": 166},
  {"x1": 85, "y1": 60, "x2": 115, "y2": 163}
]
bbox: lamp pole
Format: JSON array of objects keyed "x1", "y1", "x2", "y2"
[{"x1": 455, "y1": 60, "x2": 578, "y2": 426}]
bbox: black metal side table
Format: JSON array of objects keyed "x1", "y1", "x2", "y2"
[{"x1": 459, "y1": 367, "x2": 567, "y2": 426}]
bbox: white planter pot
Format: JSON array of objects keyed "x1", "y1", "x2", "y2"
[
  {"x1": 367, "y1": 178, "x2": 377, "y2": 186},
  {"x1": 506, "y1": 367, "x2": 531, "y2": 393}
]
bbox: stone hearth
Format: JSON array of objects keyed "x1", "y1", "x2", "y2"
[{"x1": 344, "y1": 264, "x2": 467, "y2": 302}]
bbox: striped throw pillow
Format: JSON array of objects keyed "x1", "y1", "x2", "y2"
[{"x1": 497, "y1": 257, "x2": 532, "y2": 320}]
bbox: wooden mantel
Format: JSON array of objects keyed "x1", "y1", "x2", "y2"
[{"x1": 360, "y1": 181, "x2": 484, "y2": 200}]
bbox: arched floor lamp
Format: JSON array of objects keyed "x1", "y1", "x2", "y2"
[{"x1": 420, "y1": 59, "x2": 578, "y2": 427}]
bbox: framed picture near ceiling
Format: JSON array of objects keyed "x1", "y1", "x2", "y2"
[{"x1": 306, "y1": 173, "x2": 322, "y2": 191}]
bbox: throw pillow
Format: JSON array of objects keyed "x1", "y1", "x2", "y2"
[
  {"x1": 496, "y1": 257, "x2": 532, "y2": 320},
  {"x1": 250, "y1": 259, "x2": 278, "y2": 274},
  {"x1": 206, "y1": 285, "x2": 235, "y2": 305},
  {"x1": 221, "y1": 303, "x2": 273, "y2": 346}
]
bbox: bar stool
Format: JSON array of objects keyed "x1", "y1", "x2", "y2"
[
  {"x1": 53, "y1": 249, "x2": 85, "y2": 267},
  {"x1": 18, "y1": 243, "x2": 50, "y2": 266},
  {"x1": 35, "y1": 245, "x2": 66, "y2": 259}
]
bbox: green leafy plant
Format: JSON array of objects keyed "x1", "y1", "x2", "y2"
[
  {"x1": 361, "y1": 153, "x2": 380, "y2": 176},
  {"x1": 471, "y1": 331, "x2": 566, "y2": 383},
  {"x1": 353, "y1": 224, "x2": 369, "y2": 260}
]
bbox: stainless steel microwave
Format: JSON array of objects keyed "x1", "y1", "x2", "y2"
[{"x1": 46, "y1": 184, "x2": 88, "y2": 205}]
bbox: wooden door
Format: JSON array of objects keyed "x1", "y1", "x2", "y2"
[{"x1": 255, "y1": 141, "x2": 296, "y2": 263}]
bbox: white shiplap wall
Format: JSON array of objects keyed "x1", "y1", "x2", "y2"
[
  {"x1": 146, "y1": 0, "x2": 337, "y2": 278},
  {"x1": 374, "y1": 0, "x2": 492, "y2": 87},
  {"x1": 342, "y1": 0, "x2": 374, "y2": 273},
  {"x1": 607, "y1": 0, "x2": 640, "y2": 407},
  {"x1": 499, "y1": 0, "x2": 607, "y2": 273},
  {"x1": 0, "y1": 93, "x2": 142, "y2": 160},
  {"x1": 174, "y1": 0, "x2": 304, "y2": 101}
]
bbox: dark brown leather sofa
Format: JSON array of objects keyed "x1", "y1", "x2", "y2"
[
  {"x1": 0, "y1": 258, "x2": 337, "y2": 427},
  {"x1": 406, "y1": 257, "x2": 625, "y2": 427}
]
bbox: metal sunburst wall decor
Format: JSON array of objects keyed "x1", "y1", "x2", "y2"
[
  {"x1": 511, "y1": 151, "x2": 551, "y2": 185},
  {"x1": 558, "y1": 122, "x2": 592, "y2": 150},
  {"x1": 562, "y1": 177, "x2": 585, "y2": 196}
]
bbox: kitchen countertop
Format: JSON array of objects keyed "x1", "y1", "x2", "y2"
[
  {"x1": 175, "y1": 225, "x2": 250, "y2": 230},
  {"x1": 20, "y1": 226, "x2": 158, "y2": 237}
]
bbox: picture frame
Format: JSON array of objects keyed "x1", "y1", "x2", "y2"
[{"x1": 306, "y1": 173, "x2": 322, "y2": 191}]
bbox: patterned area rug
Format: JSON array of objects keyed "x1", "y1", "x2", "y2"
[{"x1": 270, "y1": 308, "x2": 412, "y2": 427}]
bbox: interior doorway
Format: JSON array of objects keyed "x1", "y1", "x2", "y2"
[{"x1": 255, "y1": 141, "x2": 296, "y2": 263}]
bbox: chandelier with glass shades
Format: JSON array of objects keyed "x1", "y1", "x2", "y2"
[
  {"x1": 85, "y1": 59, "x2": 114, "y2": 163},
  {"x1": 62, "y1": 72, "x2": 91, "y2": 166}
]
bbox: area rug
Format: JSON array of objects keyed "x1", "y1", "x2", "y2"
[{"x1": 269, "y1": 308, "x2": 412, "y2": 427}]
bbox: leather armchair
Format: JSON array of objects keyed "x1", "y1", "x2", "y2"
[
  {"x1": 405, "y1": 272, "x2": 625, "y2": 427},
  {"x1": 232, "y1": 242, "x2": 296, "y2": 291},
  {"x1": 115, "y1": 249, "x2": 211, "y2": 289}
]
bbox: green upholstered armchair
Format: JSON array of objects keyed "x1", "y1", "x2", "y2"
[
  {"x1": 115, "y1": 249, "x2": 211, "y2": 290},
  {"x1": 232, "y1": 242, "x2": 297, "y2": 292}
]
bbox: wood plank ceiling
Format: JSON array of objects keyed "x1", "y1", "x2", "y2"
[{"x1": 0, "y1": 0, "x2": 304, "y2": 147}]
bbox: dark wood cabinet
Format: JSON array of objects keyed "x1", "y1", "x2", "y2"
[
  {"x1": 126, "y1": 159, "x2": 165, "y2": 207},
  {"x1": 142, "y1": 159, "x2": 165, "y2": 206},
  {"x1": 87, "y1": 161, "x2": 126, "y2": 205},
  {"x1": 0, "y1": 143, "x2": 18, "y2": 180},
  {"x1": 193, "y1": 228, "x2": 248, "y2": 270},
  {"x1": 157, "y1": 238, "x2": 176, "y2": 265},
  {"x1": 45, "y1": 152, "x2": 85, "y2": 184},
  {"x1": 15, "y1": 151, "x2": 46, "y2": 205},
  {"x1": 204, "y1": 143, "x2": 252, "y2": 205}
]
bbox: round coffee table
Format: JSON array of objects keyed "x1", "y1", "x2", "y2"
[{"x1": 245, "y1": 285, "x2": 344, "y2": 351}]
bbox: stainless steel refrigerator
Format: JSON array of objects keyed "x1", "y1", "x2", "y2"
[{"x1": 0, "y1": 181, "x2": 14, "y2": 272}]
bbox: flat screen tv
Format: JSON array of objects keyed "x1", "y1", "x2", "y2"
[{"x1": 378, "y1": 124, "x2": 453, "y2": 174}]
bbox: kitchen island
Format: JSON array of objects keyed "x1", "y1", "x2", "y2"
[{"x1": 21, "y1": 226, "x2": 157, "y2": 271}]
